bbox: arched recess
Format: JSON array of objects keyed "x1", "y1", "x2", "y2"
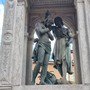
[{"x1": 26, "y1": 13, "x2": 82, "y2": 84}]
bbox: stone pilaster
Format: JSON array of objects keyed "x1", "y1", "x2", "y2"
[
  {"x1": 84, "y1": 0, "x2": 90, "y2": 83},
  {"x1": 0, "y1": 0, "x2": 17, "y2": 86},
  {"x1": 12, "y1": 0, "x2": 26, "y2": 85},
  {"x1": 0, "y1": 0, "x2": 27, "y2": 86},
  {"x1": 73, "y1": 37, "x2": 82, "y2": 84},
  {"x1": 76, "y1": 0, "x2": 90, "y2": 84},
  {"x1": 22, "y1": 31, "x2": 28, "y2": 85}
]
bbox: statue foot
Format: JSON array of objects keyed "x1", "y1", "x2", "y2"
[{"x1": 56, "y1": 78, "x2": 72, "y2": 84}]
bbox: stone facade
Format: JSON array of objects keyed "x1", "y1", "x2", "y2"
[{"x1": 0, "y1": 0, "x2": 90, "y2": 90}]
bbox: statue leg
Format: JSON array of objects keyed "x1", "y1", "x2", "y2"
[
  {"x1": 56, "y1": 64, "x2": 63, "y2": 77},
  {"x1": 32, "y1": 46, "x2": 45, "y2": 84},
  {"x1": 40, "y1": 52, "x2": 50, "y2": 84},
  {"x1": 66, "y1": 47, "x2": 73, "y2": 74},
  {"x1": 62, "y1": 59, "x2": 67, "y2": 79}
]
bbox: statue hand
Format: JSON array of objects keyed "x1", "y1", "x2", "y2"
[
  {"x1": 65, "y1": 43, "x2": 69, "y2": 47},
  {"x1": 34, "y1": 38, "x2": 39, "y2": 42}
]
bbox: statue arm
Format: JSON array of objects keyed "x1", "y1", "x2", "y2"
[
  {"x1": 66, "y1": 30, "x2": 73, "y2": 46},
  {"x1": 68, "y1": 30, "x2": 73, "y2": 43},
  {"x1": 34, "y1": 38, "x2": 39, "y2": 43},
  {"x1": 66, "y1": 37, "x2": 73, "y2": 47},
  {"x1": 47, "y1": 32, "x2": 54, "y2": 41},
  {"x1": 37, "y1": 23, "x2": 50, "y2": 34}
]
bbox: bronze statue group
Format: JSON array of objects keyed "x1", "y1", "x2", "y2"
[{"x1": 31, "y1": 10, "x2": 73, "y2": 85}]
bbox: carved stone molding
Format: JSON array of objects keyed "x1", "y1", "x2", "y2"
[
  {"x1": 18, "y1": 0, "x2": 24, "y2": 2},
  {"x1": 0, "y1": 44, "x2": 12, "y2": 85},
  {"x1": 29, "y1": 0, "x2": 74, "y2": 9},
  {"x1": 76, "y1": 0, "x2": 84, "y2": 3},
  {"x1": 4, "y1": 0, "x2": 15, "y2": 30},
  {"x1": 3, "y1": 31, "x2": 13, "y2": 45}
]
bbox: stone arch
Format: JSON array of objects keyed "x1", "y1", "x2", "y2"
[{"x1": 28, "y1": 13, "x2": 82, "y2": 84}]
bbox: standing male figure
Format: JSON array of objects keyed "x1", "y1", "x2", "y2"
[
  {"x1": 52, "y1": 17, "x2": 73, "y2": 83},
  {"x1": 32, "y1": 13, "x2": 54, "y2": 85}
]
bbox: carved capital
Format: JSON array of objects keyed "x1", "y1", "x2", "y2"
[
  {"x1": 18, "y1": 0, "x2": 24, "y2": 2},
  {"x1": 28, "y1": 34, "x2": 34, "y2": 41},
  {"x1": 76, "y1": 0, "x2": 84, "y2": 3},
  {"x1": 75, "y1": 0, "x2": 84, "y2": 9},
  {"x1": 17, "y1": 0, "x2": 26, "y2": 6}
]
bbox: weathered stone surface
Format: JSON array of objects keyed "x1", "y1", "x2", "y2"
[
  {"x1": 26, "y1": 36, "x2": 34, "y2": 85},
  {"x1": 11, "y1": 1, "x2": 26, "y2": 85},
  {"x1": 76, "y1": 0, "x2": 90, "y2": 84},
  {"x1": 0, "y1": 0, "x2": 26, "y2": 86},
  {"x1": 12, "y1": 85, "x2": 90, "y2": 90},
  {"x1": 84, "y1": 0, "x2": 90, "y2": 83},
  {"x1": 0, "y1": 0, "x2": 16, "y2": 85},
  {"x1": 0, "y1": 87, "x2": 11, "y2": 90}
]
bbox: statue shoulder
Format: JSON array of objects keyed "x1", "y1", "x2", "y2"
[
  {"x1": 35, "y1": 22, "x2": 44, "y2": 28},
  {"x1": 61, "y1": 26, "x2": 68, "y2": 33}
]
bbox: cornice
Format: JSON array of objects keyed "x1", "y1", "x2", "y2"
[{"x1": 29, "y1": 0, "x2": 74, "y2": 9}]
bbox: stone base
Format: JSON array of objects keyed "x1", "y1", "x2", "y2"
[
  {"x1": 0, "y1": 87, "x2": 11, "y2": 90},
  {"x1": 0, "y1": 85, "x2": 90, "y2": 90},
  {"x1": 12, "y1": 85, "x2": 90, "y2": 90}
]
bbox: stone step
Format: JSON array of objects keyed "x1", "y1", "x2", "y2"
[{"x1": 12, "y1": 85, "x2": 90, "y2": 90}]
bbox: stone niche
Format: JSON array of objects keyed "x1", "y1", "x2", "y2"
[{"x1": 0, "y1": 0, "x2": 90, "y2": 90}]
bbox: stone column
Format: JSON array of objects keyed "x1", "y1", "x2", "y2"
[
  {"x1": 0, "y1": 0, "x2": 27, "y2": 86},
  {"x1": 12, "y1": 0, "x2": 26, "y2": 85},
  {"x1": 26, "y1": 33, "x2": 34, "y2": 85},
  {"x1": 76, "y1": 0, "x2": 90, "y2": 84},
  {"x1": 21, "y1": 4, "x2": 28, "y2": 85},
  {"x1": 84, "y1": 1, "x2": 90, "y2": 44},
  {"x1": 84, "y1": 0, "x2": 90, "y2": 81},
  {"x1": 73, "y1": 37, "x2": 82, "y2": 84},
  {"x1": 22, "y1": 31, "x2": 28, "y2": 85}
]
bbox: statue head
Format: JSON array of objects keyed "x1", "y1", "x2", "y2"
[
  {"x1": 54, "y1": 17, "x2": 64, "y2": 28},
  {"x1": 42, "y1": 10, "x2": 53, "y2": 28}
]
